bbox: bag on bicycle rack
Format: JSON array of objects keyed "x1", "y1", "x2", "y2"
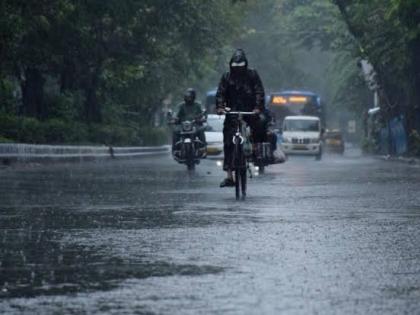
[
  {"x1": 253, "y1": 142, "x2": 272, "y2": 162},
  {"x1": 261, "y1": 142, "x2": 273, "y2": 161}
]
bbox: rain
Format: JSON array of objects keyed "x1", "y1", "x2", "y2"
[{"x1": 1, "y1": 1, "x2": 420, "y2": 314}]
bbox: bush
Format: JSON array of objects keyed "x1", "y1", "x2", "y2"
[
  {"x1": 42, "y1": 119, "x2": 88, "y2": 144},
  {"x1": 409, "y1": 130, "x2": 420, "y2": 156},
  {"x1": 42, "y1": 119, "x2": 69, "y2": 144},
  {"x1": 44, "y1": 91, "x2": 84, "y2": 121},
  {"x1": 361, "y1": 137, "x2": 378, "y2": 154},
  {"x1": 0, "y1": 114, "x2": 19, "y2": 140},
  {"x1": 0, "y1": 113, "x2": 168, "y2": 146},
  {"x1": 0, "y1": 135, "x2": 13, "y2": 143},
  {"x1": 18, "y1": 117, "x2": 46, "y2": 144},
  {"x1": 139, "y1": 126, "x2": 168, "y2": 146},
  {"x1": 88, "y1": 124, "x2": 140, "y2": 146}
]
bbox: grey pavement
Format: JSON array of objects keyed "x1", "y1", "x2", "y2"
[{"x1": 1, "y1": 150, "x2": 420, "y2": 314}]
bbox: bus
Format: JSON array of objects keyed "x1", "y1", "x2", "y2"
[{"x1": 268, "y1": 90, "x2": 323, "y2": 128}]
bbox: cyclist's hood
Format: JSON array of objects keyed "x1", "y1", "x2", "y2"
[{"x1": 229, "y1": 49, "x2": 248, "y2": 71}]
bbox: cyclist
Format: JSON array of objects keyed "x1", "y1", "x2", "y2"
[
  {"x1": 172, "y1": 88, "x2": 207, "y2": 155},
  {"x1": 216, "y1": 49, "x2": 266, "y2": 187}
]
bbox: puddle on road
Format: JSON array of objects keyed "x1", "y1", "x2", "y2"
[{"x1": 0, "y1": 228, "x2": 224, "y2": 298}]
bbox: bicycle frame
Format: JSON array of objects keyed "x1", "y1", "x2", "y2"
[{"x1": 225, "y1": 111, "x2": 255, "y2": 200}]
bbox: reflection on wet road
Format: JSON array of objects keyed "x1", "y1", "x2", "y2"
[{"x1": 1, "y1": 151, "x2": 420, "y2": 314}]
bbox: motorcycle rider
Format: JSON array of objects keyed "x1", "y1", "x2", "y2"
[
  {"x1": 171, "y1": 88, "x2": 207, "y2": 155},
  {"x1": 216, "y1": 49, "x2": 267, "y2": 187}
]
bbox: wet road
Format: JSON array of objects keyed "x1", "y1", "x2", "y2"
[{"x1": 1, "y1": 151, "x2": 420, "y2": 314}]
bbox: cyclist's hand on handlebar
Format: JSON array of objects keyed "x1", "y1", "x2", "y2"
[
  {"x1": 217, "y1": 107, "x2": 230, "y2": 115},
  {"x1": 253, "y1": 108, "x2": 261, "y2": 114}
]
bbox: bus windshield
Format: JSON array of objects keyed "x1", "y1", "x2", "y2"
[{"x1": 283, "y1": 119, "x2": 320, "y2": 132}]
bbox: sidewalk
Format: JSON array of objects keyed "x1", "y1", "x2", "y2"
[{"x1": 377, "y1": 154, "x2": 420, "y2": 165}]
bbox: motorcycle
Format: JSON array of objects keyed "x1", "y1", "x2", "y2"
[{"x1": 170, "y1": 115, "x2": 207, "y2": 171}]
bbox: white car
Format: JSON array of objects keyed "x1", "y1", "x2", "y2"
[
  {"x1": 205, "y1": 114, "x2": 224, "y2": 158},
  {"x1": 281, "y1": 115, "x2": 323, "y2": 159}
]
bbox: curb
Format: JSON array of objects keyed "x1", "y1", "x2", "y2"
[
  {"x1": 0, "y1": 143, "x2": 170, "y2": 164},
  {"x1": 377, "y1": 155, "x2": 419, "y2": 165}
]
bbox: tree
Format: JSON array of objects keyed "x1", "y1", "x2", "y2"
[{"x1": 0, "y1": 0, "x2": 248, "y2": 144}]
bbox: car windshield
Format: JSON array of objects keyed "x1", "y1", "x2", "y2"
[
  {"x1": 206, "y1": 116, "x2": 224, "y2": 132},
  {"x1": 284, "y1": 119, "x2": 319, "y2": 132}
]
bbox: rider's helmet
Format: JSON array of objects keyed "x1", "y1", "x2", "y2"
[{"x1": 184, "y1": 88, "x2": 196, "y2": 105}]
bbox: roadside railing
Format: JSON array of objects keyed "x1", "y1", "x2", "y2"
[{"x1": 0, "y1": 143, "x2": 170, "y2": 163}]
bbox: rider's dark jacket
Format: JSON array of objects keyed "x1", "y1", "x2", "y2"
[
  {"x1": 175, "y1": 101, "x2": 204, "y2": 122},
  {"x1": 172, "y1": 101, "x2": 206, "y2": 148},
  {"x1": 215, "y1": 51, "x2": 265, "y2": 113}
]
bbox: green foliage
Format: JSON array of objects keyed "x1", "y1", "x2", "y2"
[
  {"x1": 408, "y1": 130, "x2": 420, "y2": 156},
  {"x1": 7, "y1": 0, "x2": 417, "y2": 150},
  {"x1": 18, "y1": 117, "x2": 46, "y2": 144},
  {"x1": 43, "y1": 119, "x2": 85, "y2": 144},
  {"x1": 0, "y1": 135, "x2": 13, "y2": 143},
  {"x1": 0, "y1": 77, "x2": 18, "y2": 114},
  {"x1": 0, "y1": 0, "x2": 248, "y2": 145},
  {"x1": 0, "y1": 114, "x2": 19, "y2": 140},
  {"x1": 331, "y1": 0, "x2": 420, "y2": 153},
  {"x1": 44, "y1": 92, "x2": 84, "y2": 122},
  {"x1": 332, "y1": 0, "x2": 419, "y2": 110},
  {"x1": 361, "y1": 136, "x2": 379, "y2": 154},
  {"x1": 138, "y1": 127, "x2": 168, "y2": 146},
  {"x1": 235, "y1": 0, "x2": 307, "y2": 90},
  {"x1": 88, "y1": 124, "x2": 139, "y2": 146}
]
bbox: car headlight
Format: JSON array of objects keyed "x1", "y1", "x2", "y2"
[
  {"x1": 283, "y1": 137, "x2": 292, "y2": 143},
  {"x1": 310, "y1": 138, "x2": 320, "y2": 144}
]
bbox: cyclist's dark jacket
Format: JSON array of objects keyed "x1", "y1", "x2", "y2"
[
  {"x1": 215, "y1": 52, "x2": 265, "y2": 113},
  {"x1": 215, "y1": 49, "x2": 266, "y2": 171}
]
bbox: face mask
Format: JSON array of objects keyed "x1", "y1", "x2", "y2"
[{"x1": 231, "y1": 65, "x2": 246, "y2": 76}]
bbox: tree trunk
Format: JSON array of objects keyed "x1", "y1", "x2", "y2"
[
  {"x1": 60, "y1": 59, "x2": 77, "y2": 92},
  {"x1": 83, "y1": 68, "x2": 102, "y2": 123},
  {"x1": 21, "y1": 67, "x2": 45, "y2": 119}
]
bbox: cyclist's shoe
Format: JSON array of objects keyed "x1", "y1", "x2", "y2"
[{"x1": 220, "y1": 178, "x2": 235, "y2": 188}]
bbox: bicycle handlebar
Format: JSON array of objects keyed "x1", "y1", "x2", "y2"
[{"x1": 225, "y1": 111, "x2": 256, "y2": 116}]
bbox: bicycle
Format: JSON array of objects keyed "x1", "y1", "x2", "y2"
[{"x1": 225, "y1": 110, "x2": 256, "y2": 200}]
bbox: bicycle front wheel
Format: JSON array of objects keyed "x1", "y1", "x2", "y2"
[
  {"x1": 233, "y1": 138, "x2": 247, "y2": 200},
  {"x1": 235, "y1": 169, "x2": 241, "y2": 200},
  {"x1": 240, "y1": 168, "x2": 247, "y2": 200}
]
